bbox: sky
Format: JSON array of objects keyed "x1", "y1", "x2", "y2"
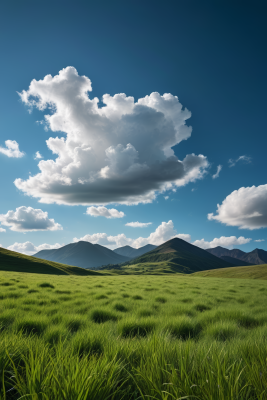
[{"x1": 0, "y1": 0, "x2": 267, "y2": 255}]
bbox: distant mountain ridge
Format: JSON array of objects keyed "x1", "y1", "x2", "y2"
[
  {"x1": 206, "y1": 246, "x2": 267, "y2": 265},
  {"x1": 113, "y1": 244, "x2": 157, "y2": 258},
  {"x1": 34, "y1": 241, "x2": 131, "y2": 269},
  {"x1": 113, "y1": 238, "x2": 233, "y2": 274}
]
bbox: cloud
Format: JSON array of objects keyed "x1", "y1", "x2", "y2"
[
  {"x1": 0, "y1": 140, "x2": 24, "y2": 158},
  {"x1": 228, "y1": 155, "x2": 252, "y2": 168},
  {"x1": 164, "y1": 196, "x2": 169, "y2": 200},
  {"x1": 208, "y1": 184, "x2": 267, "y2": 230},
  {"x1": 74, "y1": 219, "x2": 251, "y2": 251},
  {"x1": 125, "y1": 222, "x2": 152, "y2": 228},
  {"x1": 193, "y1": 236, "x2": 251, "y2": 249},
  {"x1": 15, "y1": 67, "x2": 209, "y2": 206},
  {"x1": 0, "y1": 206, "x2": 62, "y2": 232},
  {"x1": 74, "y1": 220, "x2": 191, "y2": 249},
  {"x1": 34, "y1": 151, "x2": 43, "y2": 159},
  {"x1": 212, "y1": 165, "x2": 222, "y2": 179},
  {"x1": 7, "y1": 241, "x2": 63, "y2": 255},
  {"x1": 255, "y1": 239, "x2": 265, "y2": 242},
  {"x1": 86, "y1": 206, "x2": 125, "y2": 219},
  {"x1": 0, "y1": 227, "x2": 6, "y2": 232}
]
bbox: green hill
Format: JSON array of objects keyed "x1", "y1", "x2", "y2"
[
  {"x1": 34, "y1": 241, "x2": 130, "y2": 269},
  {"x1": 194, "y1": 263, "x2": 267, "y2": 280},
  {"x1": 101, "y1": 238, "x2": 232, "y2": 274},
  {"x1": 0, "y1": 247, "x2": 101, "y2": 275}
]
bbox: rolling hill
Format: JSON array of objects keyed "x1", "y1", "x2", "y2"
[
  {"x1": 113, "y1": 244, "x2": 157, "y2": 258},
  {"x1": 0, "y1": 247, "x2": 101, "y2": 275},
  {"x1": 206, "y1": 246, "x2": 267, "y2": 265},
  {"x1": 194, "y1": 264, "x2": 267, "y2": 280},
  {"x1": 34, "y1": 241, "x2": 131, "y2": 269},
  {"x1": 102, "y1": 238, "x2": 233, "y2": 274}
]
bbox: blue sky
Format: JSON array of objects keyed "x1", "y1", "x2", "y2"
[{"x1": 0, "y1": 0, "x2": 266, "y2": 254}]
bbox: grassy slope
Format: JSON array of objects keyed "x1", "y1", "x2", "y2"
[
  {"x1": 0, "y1": 247, "x2": 101, "y2": 275},
  {"x1": 194, "y1": 263, "x2": 267, "y2": 280}
]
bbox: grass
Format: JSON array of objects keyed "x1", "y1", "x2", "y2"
[
  {"x1": 194, "y1": 263, "x2": 267, "y2": 280},
  {"x1": 0, "y1": 270, "x2": 267, "y2": 398}
]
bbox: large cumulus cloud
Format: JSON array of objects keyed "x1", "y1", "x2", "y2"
[
  {"x1": 15, "y1": 67, "x2": 208, "y2": 205},
  {"x1": 208, "y1": 184, "x2": 267, "y2": 230}
]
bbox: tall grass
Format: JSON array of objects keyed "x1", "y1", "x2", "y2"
[{"x1": 0, "y1": 270, "x2": 267, "y2": 399}]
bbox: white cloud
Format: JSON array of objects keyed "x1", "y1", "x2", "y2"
[
  {"x1": 34, "y1": 151, "x2": 43, "y2": 159},
  {"x1": 212, "y1": 165, "x2": 222, "y2": 179},
  {"x1": 0, "y1": 227, "x2": 6, "y2": 232},
  {"x1": 86, "y1": 206, "x2": 125, "y2": 219},
  {"x1": 7, "y1": 241, "x2": 63, "y2": 255},
  {"x1": 15, "y1": 67, "x2": 209, "y2": 206},
  {"x1": 208, "y1": 184, "x2": 267, "y2": 230},
  {"x1": 74, "y1": 220, "x2": 191, "y2": 249},
  {"x1": 125, "y1": 222, "x2": 152, "y2": 228},
  {"x1": 164, "y1": 196, "x2": 169, "y2": 200},
  {"x1": 0, "y1": 140, "x2": 24, "y2": 158},
  {"x1": 193, "y1": 236, "x2": 251, "y2": 249},
  {"x1": 228, "y1": 155, "x2": 252, "y2": 168},
  {"x1": 0, "y1": 206, "x2": 62, "y2": 232},
  {"x1": 255, "y1": 239, "x2": 265, "y2": 242}
]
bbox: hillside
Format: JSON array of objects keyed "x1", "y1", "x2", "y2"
[
  {"x1": 220, "y1": 256, "x2": 253, "y2": 266},
  {"x1": 206, "y1": 246, "x2": 267, "y2": 265},
  {"x1": 113, "y1": 244, "x2": 157, "y2": 258},
  {"x1": 0, "y1": 247, "x2": 101, "y2": 275},
  {"x1": 34, "y1": 241, "x2": 130, "y2": 269},
  {"x1": 106, "y1": 238, "x2": 233, "y2": 274},
  {"x1": 194, "y1": 264, "x2": 267, "y2": 280}
]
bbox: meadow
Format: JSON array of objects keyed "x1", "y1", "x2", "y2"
[{"x1": 0, "y1": 270, "x2": 267, "y2": 399}]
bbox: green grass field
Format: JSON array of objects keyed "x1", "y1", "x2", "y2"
[
  {"x1": 0, "y1": 270, "x2": 267, "y2": 399},
  {"x1": 194, "y1": 263, "x2": 267, "y2": 280}
]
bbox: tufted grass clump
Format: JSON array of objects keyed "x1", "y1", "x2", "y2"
[
  {"x1": 113, "y1": 303, "x2": 128, "y2": 312},
  {"x1": 38, "y1": 282, "x2": 55, "y2": 289},
  {"x1": 164, "y1": 316, "x2": 202, "y2": 340},
  {"x1": 91, "y1": 309, "x2": 118, "y2": 324},
  {"x1": 118, "y1": 318, "x2": 156, "y2": 337}
]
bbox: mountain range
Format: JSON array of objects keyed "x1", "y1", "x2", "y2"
[
  {"x1": 34, "y1": 241, "x2": 131, "y2": 269},
  {"x1": 206, "y1": 246, "x2": 267, "y2": 266},
  {"x1": 108, "y1": 238, "x2": 233, "y2": 274},
  {"x1": 113, "y1": 244, "x2": 157, "y2": 258}
]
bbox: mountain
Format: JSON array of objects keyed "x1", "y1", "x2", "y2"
[
  {"x1": 113, "y1": 244, "x2": 157, "y2": 258},
  {"x1": 206, "y1": 246, "x2": 267, "y2": 265},
  {"x1": 0, "y1": 247, "x2": 100, "y2": 275},
  {"x1": 34, "y1": 241, "x2": 131, "y2": 269},
  {"x1": 105, "y1": 238, "x2": 233, "y2": 274},
  {"x1": 194, "y1": 264, "x2": 267, "y2": 280},
  {"x1": 206, "y1": 246, "x2": 246, "y2": 260},
  {"x1": 220, "y1": 256, "x2": 253, "y2": 266}
]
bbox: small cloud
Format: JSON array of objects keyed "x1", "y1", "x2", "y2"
[
  {"x1": 228, "y1": 155, "x2": 252, "y2": 168},
  {"x1": 191, "y1": 188, "x2": 196, "y2": 192},
  {"x1": 164, "y1": 196, "x2": 169, "y2": 200},
  {"x1": 34, "y1": 151, "x2": 43, "y2": 160},
  {"x1": 0, "y1": 227, "x2": 6, "y2": 232},
  {"x1": 125, "y1": 222, "x2": 152, "y2": 228},
  {"x1": 0, "y1": 206, "x2": 62, "y2": 232},
  {"x1": 0, "y1": 140, "x2": 24, "y2": 158},
  {"x1": 212, "y1": 165, "x2": 222, "y2": 179},
  {"x1": 255, "y1": 239, "x2": 265, "y2": 242},
  {"x1": 86, "y1": 206, "x2": 125, "y2": 219}
]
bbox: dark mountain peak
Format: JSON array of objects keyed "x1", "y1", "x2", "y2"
[{"x1": 114, "y1": 244, "x2": 156, "y2": 258}]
